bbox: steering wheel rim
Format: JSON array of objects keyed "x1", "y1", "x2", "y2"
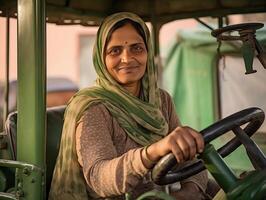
[
  {"x1": 152, "y1": 107, "x2": 265, "y2": 185},
  {"x1": 211, "y1": 23, "x2": 264, "y2": 41}
]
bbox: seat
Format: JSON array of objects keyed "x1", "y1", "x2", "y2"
[{"x1": 5, "y1": 105, "x2": 66, "y2": 195}]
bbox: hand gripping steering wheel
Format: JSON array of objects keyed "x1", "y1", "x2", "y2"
[{"x1": 151, "y1": 107, "x2": 265, "y2": 185}]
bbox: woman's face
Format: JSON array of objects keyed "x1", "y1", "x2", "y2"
[{"x1": 105, "y1": 23, "x2": 147, "y2": 87}]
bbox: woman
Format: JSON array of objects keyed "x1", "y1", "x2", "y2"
[{"x1": 49, "y1": 12, "x2": 209, "y2": 200}]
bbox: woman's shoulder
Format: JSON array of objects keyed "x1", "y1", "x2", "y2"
[
  {"x1": 81, "y1": 102, "x2": 112, "y2": 122},
  {"x1": 159, "y1": 88, "x2": 173, "y2": 103},
  {"x1": 158, "y1": 88, "x2": 176, "y2": 118}
]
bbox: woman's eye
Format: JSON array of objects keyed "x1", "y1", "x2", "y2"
[
  {"x1": 131, "y1": 45, "x2": 144, "y2": 53},
  {"x1": 109, "y1": 48, "x2": 121, "y2": 56}
]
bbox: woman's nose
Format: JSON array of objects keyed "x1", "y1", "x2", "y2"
[{"x1": 121, "y1": 48, "x2": 132, "y2": 63}]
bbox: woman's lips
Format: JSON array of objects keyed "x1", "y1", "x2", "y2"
[{"x1": 118, "y1": 65, "x2": 139, "y2": 73}]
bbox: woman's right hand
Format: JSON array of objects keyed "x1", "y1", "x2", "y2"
[{"x1": 144, "y1": 126, "x2": 204, "y2": 165}]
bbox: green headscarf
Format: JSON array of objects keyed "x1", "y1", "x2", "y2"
[{"x1": 49, "y1": 12, "x2": 168, "y2": 200}]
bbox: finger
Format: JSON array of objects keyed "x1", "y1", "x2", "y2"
[
  {"x1": 185, "y1": 137, "x2": 197, "y2": 160},
  {"x1": 170, "y1": 141, "x2": 184, "y2": 163},
  {"x1": 181, "y1": 129, "x2": 197, "y2": 159},
  {"x1": 175, "y1": 134, "x2": 190, "y2": 160},
  {"x1": 187, "y1": 127, "x2": 205, "y2": 153}
]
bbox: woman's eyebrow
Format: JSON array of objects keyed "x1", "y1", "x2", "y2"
[
  {"x1": 114, "y1": 42, "x2": 145, "y2": 47},
  {"x1": 107, "y1": 42, "x2": 145, "y2": 50},
  {"x1": 130, "y1": 42, "x2": 145, "y2": 46},
  {"x1": 106, "y1": 45, "x2": 122, "y2": 51}
]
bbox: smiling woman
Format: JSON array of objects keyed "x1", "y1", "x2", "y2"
[
  {"x1": 105, "y1": 21, "x2": 148, "y2": 96},
  {"x1": 49, "y1": 12, "x2": 209, "y2": 200}
]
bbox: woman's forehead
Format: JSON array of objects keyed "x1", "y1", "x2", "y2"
[{"x1": 106, "y1": 23, "x2": 145, "y2": 47}]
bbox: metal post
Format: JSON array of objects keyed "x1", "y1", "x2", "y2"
[
  {"x1": 200, "y1": 144, "x2": 238, "y2": 192},
  {"x1": 151, "y1": 21, "x2": 162, "y2": 86},
  {"x1": 218, "y1": 17, "x2": 223, "y2": 29},
  {"x1": 17, "y1": 0, "x2": 46, "y2": 199},
  {"x1": 3, "y1": 15, "x2": 10, "y2": 127},
  {"x1": 149, "y1": 0, "x2": 163, "y2": 86}
]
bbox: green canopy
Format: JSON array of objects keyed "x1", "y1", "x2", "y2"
[{"x1": 163, "y1": 29, "x2": 238, "y2": 129}]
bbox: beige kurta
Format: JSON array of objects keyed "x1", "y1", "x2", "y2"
[{"x1": 76, "y1": 89, "x2": 208, "y2": 199}]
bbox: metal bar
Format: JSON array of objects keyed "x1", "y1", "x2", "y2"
[
  {"x1": 200, "y1": 144, "x2": 238, "y2": 192},
  {"x1": 149, "y1": 1, "x2": 162, "y2": 85},
  {"x1": 0, "y1": 159, "x2": 43, "y2": 172},
  {"x1": 195, "y1": 18, "x2": 214, "y2": 31},
  {"x1": 232, "y1": 127, "x2": 266, "y2": 170},
  {"x1": 151, "y1": 21, "x2": 162, "y2": 84},
  {"x1": 218, "y1": 17, "x2": 223, "y2": 28},
  {"x1": 149, "y1": 0, "x2": 160, "y2": 57},
  {"x1": 3, "y1": 15, "x2": 10, "y2": 126},
  {"x1": 0, "y1": 192, "x2": 17, "y2": 200},
  {"x1": 17, "y1": 0, "x2": 46, "y2": 199},
  {"x1": 213, "y1": 53, "x2": 221, "y2": 121},
  {"x1": 254, "y1": 38, "x2": 266, "y2": 69}
]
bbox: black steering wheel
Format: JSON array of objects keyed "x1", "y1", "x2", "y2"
[
  {"x1": 211, "y1": 23, "x2": 265, "y2": 75},
  {"x1": 152, "y1": 107, "x2": 265, "y2": 185},
  {"x1": 211, "y1": 23, "x2": 264, "y2": 41}
]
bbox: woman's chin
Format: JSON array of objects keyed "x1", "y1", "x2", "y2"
[
  {"x1": 116, "y1": 75, "x2": 142, "y2": 85},
  {"x1": 119, "y1": 79, "x2": 138, "y2": 85}
]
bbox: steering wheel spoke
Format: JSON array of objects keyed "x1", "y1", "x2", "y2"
[{"x1": 233, "y1": 126, "x2": 266, "y2": 170}]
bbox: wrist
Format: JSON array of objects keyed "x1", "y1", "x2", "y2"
[
  {"x1": 146, "y1": 143, "x2": 161, "y2": 162},
  {"x1": 141, "y1": 146, "x2": 157, "y2": 169}
]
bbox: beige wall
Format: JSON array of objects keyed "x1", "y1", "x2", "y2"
[
  {"x1": 0, "y1": 18, "x2": 17, "y2": 81},
  {"x1": 0, "y1": 17, "x2": 97, "y2": 83}
]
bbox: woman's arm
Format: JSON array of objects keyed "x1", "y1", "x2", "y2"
[{"x1": 76, "y1": 104, "x2": 149, "y2": 197}]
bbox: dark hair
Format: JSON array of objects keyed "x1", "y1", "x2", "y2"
[{"x1": 105, "y1": 19, "x2": 147, "y2": 50}]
